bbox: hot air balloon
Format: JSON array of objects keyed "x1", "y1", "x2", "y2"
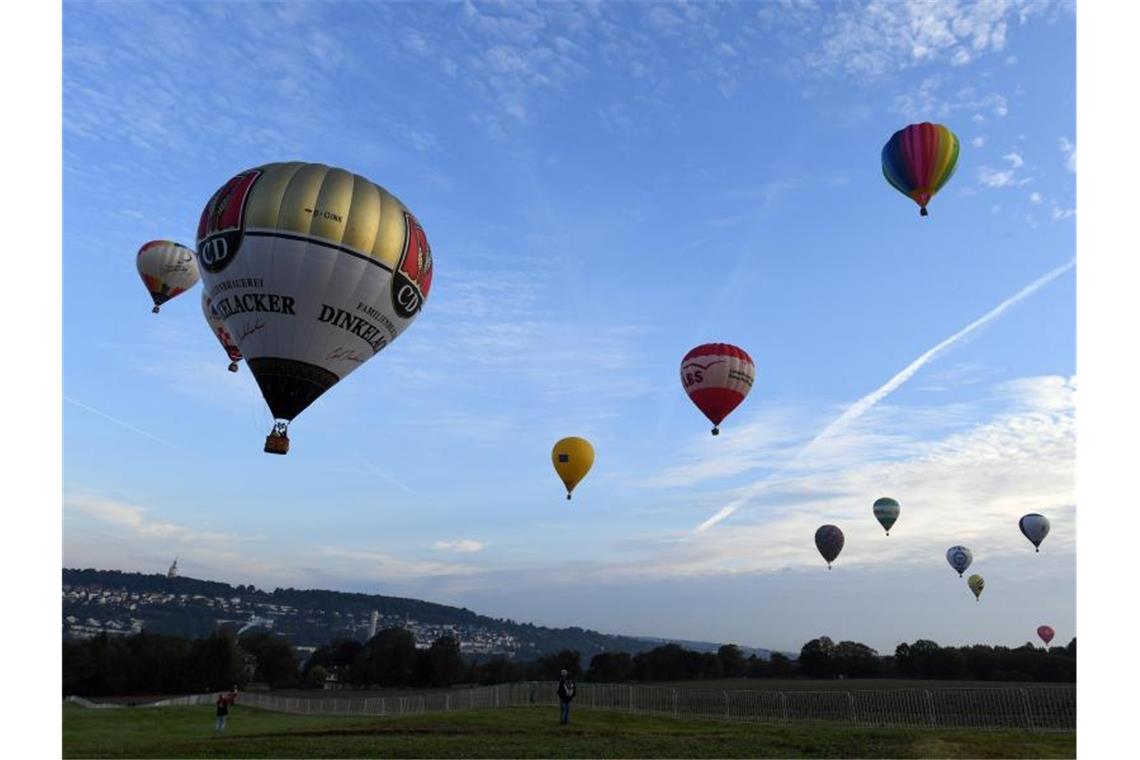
[
  {"x1": 872, "y1": 497, "x2": 900, "y2": 535},
  {"x1": 552, "y1": 437, "x2": 594, "y2": 500},
  {"x1": 195, "y1": 162, "x2": 434, "y2": 454},
  {"x1": 680, "y1": 343, "x2": 755, "y2": 435},
  {"x1": 946, "y1": 545, "x2": 973, "y2": 577},
  {"x1": 137, "y1": 240, "x2": 200, "y2": 313},
  {"x1": 814, "y1": 525, "x2": 844, "y2": 569},
  {"x1": 881, "y1": 122, "x2": 960, "y2": 216},
  {"x1": 201, "y1": 291, "x2": 243, "y2": 373},
  {"x1": 1019, "y1": 513, "x2": 1051, "y2": 552},
  {"x1": 1037, "y1": 625, "x2": 1055, "y2": 648},
  {"x1": 967, "y1": 574, "x2": 984, "y2": 602}
]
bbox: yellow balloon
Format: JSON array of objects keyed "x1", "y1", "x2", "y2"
[{"x1": 552, "y1": 437, "x2": 594, "y2": 500}]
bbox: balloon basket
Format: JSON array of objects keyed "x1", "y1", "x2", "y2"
[
  {"x1": 711, "y1": 427, "x2": 720, "y2": 436},
  {"x1": 152, "y1": 306, "x2": 160, "y2": 314},
  {"x1": 264, "y1": 430, "x2": 290, "y2": 455},
  {"x1": 228, "y1": 362, "x2": 239, "y2": 373},
  {"x1": 920, "y1": 207, "x2": 929, "y2": 217}
]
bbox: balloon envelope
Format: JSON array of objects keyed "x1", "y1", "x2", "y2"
[
  {"x1": 201, "y1": 291, "x2": 243, "y2": 372},
  {"x1": 138, "y1": 240, "x2": 199, "y2": 313},
  {"x1": 195, "y1": 162, "x2": 434, "y2": 441},
  {"x1": 946, "y1": 545, "x2": 973, "y2": 577},
  {"x1": 873, "y1": 497, "x2": 900, "y2": 535},
  {"x1": 680, "y1": 343, "x2": 755, "y2": 435},
  {"x1": 967, "y1": 574, "x2": 985, "y2": 601},
  {"x1": 552, "y1": 437, "x2": 595, "y2": 499},
  {"x1": 881, "y1": 122, "x2": 960, "y2": 216},
  {"x1": 1037, "y1": 625, "x2": 1055, "y2": 646},
  {"x1": 1019, "y1": 513, "x2": 1051, "y2": 552},
  {"x1": 814, "y1": 525, "x2": 845, "y2": 568}
]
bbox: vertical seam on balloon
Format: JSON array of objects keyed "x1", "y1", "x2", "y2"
[{"x1": 298, "y1": 164, "x2": 336, "y2": 415}]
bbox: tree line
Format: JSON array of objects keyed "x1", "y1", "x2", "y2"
[
  {"x1": 62, "y1": 628, "x2": 1075, "y2": 697},
  {"x1": 797, "y1": 636, "x2": 1075, "y2": 682}
]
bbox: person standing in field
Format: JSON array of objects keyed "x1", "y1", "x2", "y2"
[
  {"x1": 557, "y1": 669, "x2": 576, "y2": 725},
  {"x1": 215, "y1": 693, "x2": 230, "y2": 732}
]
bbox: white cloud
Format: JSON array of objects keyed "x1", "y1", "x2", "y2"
[
  {"x1": 597, "y1": 375, "x2": 1075, "y2": 580},
  {"x1": 971, "y1": 136, "x2": 985, "y2": 147},
  {"x1": 1030, "y1": 192, "x2": 1042, "y2": 204},
  {"x1": 979, "y1": 167, "x2": 1015, "y2": 188},
  {"x1": 1059, "y1": 137, "x2": 1076, "y2": 173},
  {"x1": 433, "y1": 539, "x2": 487, "y2": 553},
  {"x1": 316, "y1": 546, "x2": 482, "y2": 578},
  {"x1": 65, "y1": 493, "x2": 250, "y2": 546},
  {"x1": 893, "y1": 80, "x2": 1008, "y2": 123},
  {"x1": 1051, "y1": 204, "x2": 1075, "y2": 221},
  {"x1": 692, "y1": 259, "x2": 1074, "y2": 533},
  {"x1": 979, "y1": 152, "x2": 1028, "y2": 188},
  {"x1": 803, "y1": 0, "x2": 1051, "y2": 78}
]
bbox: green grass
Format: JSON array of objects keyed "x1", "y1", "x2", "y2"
[{"x1": 63, "y1": 703, "x2": 1075, "y2": 759}]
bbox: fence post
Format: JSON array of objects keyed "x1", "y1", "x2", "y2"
[
  {"x1": 724, "y1": 690, "x2": 729, "y2": 720},
  {"x1": 673, "y1": 688, "x2": 678, "y2": 718},
  {"x1": 628, "y1": 685, "x2": 633, "y2": 713},
  {"x1": 781, "y1": 692, "x2": 788, "y2": 723},
  {"x1": 847, "y1": 692, "x2": 856, "y2": 723},
  {"x1": 1020, "y1": 688, "x2": 1033, "y2": 730},
  {"x1": 446, "y1": 694, "x2": 450, "y2": 711},
  {"x1": 924, "y1": 690, "x2": 935, "y2": 726}
]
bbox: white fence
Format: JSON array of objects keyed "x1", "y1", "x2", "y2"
[{"x1": 67, "y1": 681, "x2": 1075, "y2": 731}]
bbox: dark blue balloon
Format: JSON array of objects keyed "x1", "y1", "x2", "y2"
[{"x1": 815, "y1": 525, "x2": 845, "y2": 569}]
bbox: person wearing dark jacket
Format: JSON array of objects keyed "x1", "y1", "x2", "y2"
[
  {"x1": 556, "y1": 669, "x2": 576, "y2": 725},
  {"x1": 215, "y1": 694, "x2": 230, "y2": 732}
]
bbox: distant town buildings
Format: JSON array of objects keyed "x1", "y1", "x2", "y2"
[{"x1": 61, "y1": 582, "x2": 521, "y2": 656}]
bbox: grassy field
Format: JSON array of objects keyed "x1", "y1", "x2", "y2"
[
  {"x1": 87, "y1": 678, "x2": 1073, "y2": 706},
  {"x1": 63, "y1": 703, "x2": 1075, "y2": 759}
]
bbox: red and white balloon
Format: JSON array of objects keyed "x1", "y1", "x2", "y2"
[{"x1": 680, "y1": 343, "x2": 755, "y2": 435}]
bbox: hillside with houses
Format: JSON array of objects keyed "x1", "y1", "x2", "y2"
[{"x1": 62, "y1": 568, "x2": 776, "y2": 662}]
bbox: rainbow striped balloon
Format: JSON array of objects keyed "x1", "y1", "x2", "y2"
[{"x1": 881, "y1": 122, "x2": 960, "y2": 217}]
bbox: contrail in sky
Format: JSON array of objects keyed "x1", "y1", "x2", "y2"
[
  {"x1": 355, "y1": 453, "x2": 420, "y2": 497},
  {"x1": 64, "y1": 397, "x2": 172, "y2": 446},
  {"x1": 693, "y1": 258, "x2": 1075, "y2": 534}
]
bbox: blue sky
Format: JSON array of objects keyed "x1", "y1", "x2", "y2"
[{"x1": 60, "y1": 0, "x2": 1077, "y2": 655}]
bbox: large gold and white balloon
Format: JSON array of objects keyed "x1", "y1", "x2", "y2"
[{"x1": 195, "y1": 162, "x2": 434, "y2": 454}]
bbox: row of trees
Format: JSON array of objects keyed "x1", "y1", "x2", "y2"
[
  {"x1": 798, "y1": 636, "x2": 1076, "y2": 682},
  {"x1": 62, "y1": 627, "x2": 472, "y2": 696},
  {"x1": 63, "y1": 631, "x2": 246, "y2": 697},
  {"x1": 62, "y1": 628, "x2": 1076, "y2": 697}
]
